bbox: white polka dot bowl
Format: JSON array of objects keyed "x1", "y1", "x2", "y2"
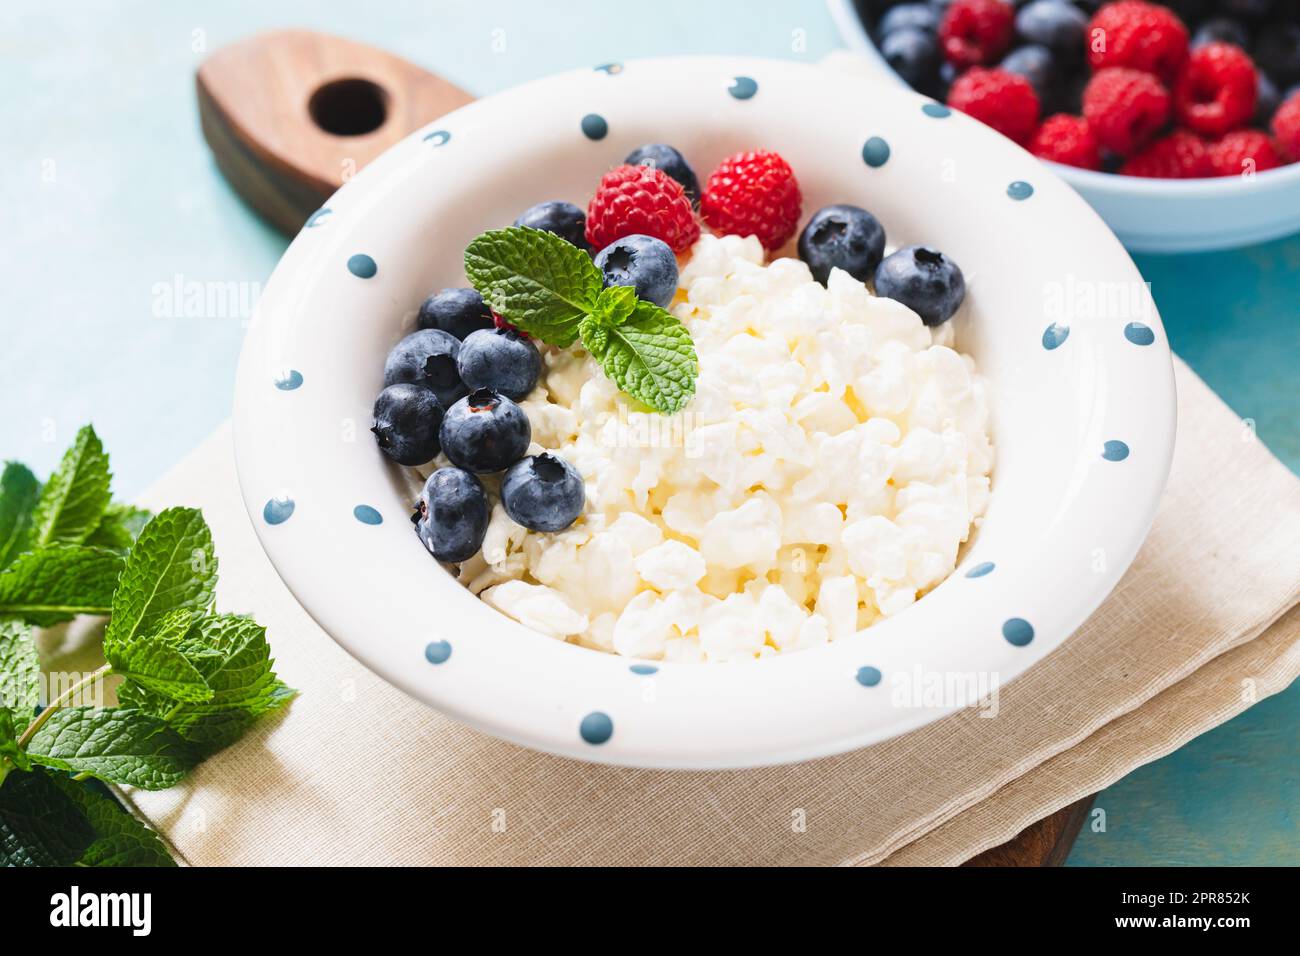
[
  {"x1": 828, "y1": 0, "x2": 1300, "y2": 253},
  {"x1": 232, "y1": 56, "x2": 1176, "y2": 769}
]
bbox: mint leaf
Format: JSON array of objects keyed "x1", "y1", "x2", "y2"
[
  {"x1": 0, "y1": 546, "x2": 123, "y2": 626},
  {"x1": 104, "y1": 508, "x2": 216, "y2": 654},
  {"x1": 579, "y1": 317, "x2": 609, "y2": 357},
  {"x1": 32, "y1": 425, "x2": 112, "y2": 548},
  {"x1": 591, "y1": 284, "x2": 638, "y2": 327},
  {"x1": 1, "y1": 708, "x2": 32, "y2": 774},
  {"x1": 0, "y1": 620, "x2": 40, "y2": 721},
  {"x1": 582, "y1": 300, "x2": 697, "y2": 414},
  {"x1": 86, "y1": 503, "x2": 152, "y2": 555},
  {"x1": 118, "y1": 614, "x2": 295, "y2": 758},
  {"x1": 0, "y1": 767, "x2": 97, "y2": 867},
  {"x1": 0, "y1": 462, "x2": 40, "y2": 570},
  {"x1": 45, "y1": 773, "x2": 175, "y2": 867},
  {"x1": 108, "y1": 610, "x2": 213, "y2": 704},
  {"x1": 25, "y1": 707, "x2": 196, "y2": 790},
  {"x1": 464, "y1": 227, "x2": 602, "y2": 347},
  {"x1": 176, "y1": 615, "x2": 285, "y2": 709}
]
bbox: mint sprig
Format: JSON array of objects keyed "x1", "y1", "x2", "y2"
[
  {"x1": 465, "y1": 227, "x2": 697, "y2": 414},
  {"x1": 0, "y1": 424, "x2": 296, "y2": 866}
]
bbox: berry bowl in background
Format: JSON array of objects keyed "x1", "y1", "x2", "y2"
[
  {"x1": 828, "y1": 0, "x2": 1300, "y2": 252},
  {"x1": 232, "y1": 56, "x2": 1176, "y2": 768}
]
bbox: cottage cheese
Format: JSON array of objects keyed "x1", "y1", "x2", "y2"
[{"x1": 451, "y1": 234, "x2": 993, "y2": 662}]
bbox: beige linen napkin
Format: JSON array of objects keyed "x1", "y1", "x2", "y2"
[{"x1": 85, "y1": 357, "x2": 1296, "y2": 866}]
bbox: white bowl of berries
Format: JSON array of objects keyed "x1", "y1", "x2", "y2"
[
  {"x1": 232, "y1": 55, "x2": 1175, "y2": 768},
  {"x1": 831, "y1": 0, "x2": 1300, "y2": 252}
]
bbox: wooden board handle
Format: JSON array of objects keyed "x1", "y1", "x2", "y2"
[{"x1": 196, "y1": 29, "x2": 474, "y2": 235}]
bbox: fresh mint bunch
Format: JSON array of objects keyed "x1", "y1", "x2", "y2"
[
  {"x1": 0, "y1": 424, "x2": 296, "y2": 866},
  {"x1": 465, "y1": 227, "x2": 698, "y2": 414}
]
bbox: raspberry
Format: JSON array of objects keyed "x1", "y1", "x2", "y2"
[
  {"x1": 1086, "y1": 1, "x2": 1189, "y2": 82},
  {"x1": 946, "y1": 67, "x2": 1040, "y2": 144},
  {"x1": 939, "y1": 0, "x2": 1015, "y2": 69},
  {"x1": 585, "y1": 164, "x2": 699, "y2": 254},
  {"x1": 1119, "y1": 130, "x2": 1211, "y2": 178},
  {"x1": 491, "y1": 310, "x2": 527, "y2": 338},
  {"x1": 1029, "y1": 114, "x2": 1102, "y2": 170},
  {"x1": 1208, "y1": 130, "x2": 1282, "y2": 176},
  {"x1": 700, "y1": 150, "x2": 802, "y2": 251},
  {"x1": 1082, "y1": 67, "x2": 1171, "y2": 155},
  {"x1": 1271, "y1": 91, "x2": 1300, "y2": 161},
  {"x1": 1173, "y1": 43, "x2": 1258, "y2": 137}
]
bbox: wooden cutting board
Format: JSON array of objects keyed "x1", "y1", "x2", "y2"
[
  {"x1": 196, "y1": 29, "x2": 473, "y2": 235},
  {"x1": 195, "y1": 30, "x2": 1094, "y2": 865}
]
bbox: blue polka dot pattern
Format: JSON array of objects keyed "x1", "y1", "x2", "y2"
[
  {"x1": 424, "y1": 640, "x2": 452, "y2": 665},
  {"x1": 861, "y1": 136, "x2": 891, "y2": 167},
  {"x1": 728, "y1": 75, "x2": 758, "y2": 99},
  {"x1": 263, "y1": 496, "x2": 294, "y2": 525},
  {"x1": 1124, "y1": 322, "x2": 1155, "y2": 346},
  {"x1": 1103, "y1": 440, "x2": 1130, "y2": 461},
  {"x1": 966, "y1": 561, "x2": 995, "y2": 578},
  {"x1": 579, "y1": 711, "x2": 613, "y2": 745},
  {"x1": 629, "y1": 664, "x2": 658, "y2": 675},
  {"x1": 274, "y1": 369, "x2": 303, "y2": 391},
  {"x1": 1007, "y1": 181, "x2": 1034, "y2": 200},
  {"x1": 1003, "y1": 618, "x2": 1034, "y2": 646},
  {"x1": 922, "y1": 102, "x2": 951, "y2": 118},
  {"x1": 353, "y1": 504, "x2": 382, "y2": 525},
  {"x1": 423, "y1": 129, "x2": 450, "y2": 146},
  {"x1": 855, "y1": 666, "x2": 882, "y2": 687},
  {"x1": 347, "y1": 254, "x2": 377, "y2": 279},
  {"x1": 580, "y1": 113, "x2": 608, "y2": 140},
  {"x1": 1042, "y1": 323, "x2": 1070, "y2": 350},
  {"x1": 305, "y1": 208, "x2": 331, "y2": 228}
]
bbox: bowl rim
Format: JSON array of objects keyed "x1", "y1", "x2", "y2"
[
  {"x1": 232, "y1": 54, "x2": 1177, "y2": 769},
  {"x1": 825, "y1": 0, "x2": 1300, "y2": 194}
]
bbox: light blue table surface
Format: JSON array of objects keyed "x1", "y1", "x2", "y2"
[{"x1": 2, "y1": 1, "x2": 1296, "y2": 865}]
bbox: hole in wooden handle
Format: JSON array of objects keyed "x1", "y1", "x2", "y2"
[{"x1": 308, "y1": 78, "x2": 389, "y2": 136}]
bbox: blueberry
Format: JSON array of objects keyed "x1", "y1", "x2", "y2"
[
  {"x1": 413, "y1": 467, "x2": 489, "y2": 563},
  {"x1": 1254, "y1": 22, "x2": 1300, "y2": 89},
  {"x1": 1193, "y1": 17, "x2": 1251, "y2": 49},
  {"x1": 1015, "y1": 1, "x2": 1088, "y2": 63},
  {"x1": 439, "y1": 388, "x2": 531, "y2": 474},
  {"x1": 383, "y1": 328, "x2": 467, "y2": 408},
  {"x1": 881, "y1": 27, "x2": 942, "y2": 92},
  {"x1": 1000, "y1": 45, "x2": 1060, "y2": 109},
  {"x1": 457, "y1": 327, "x2": 541, "y2": 400},
  {"x1": 417, "y1": 287, "x2": 495, "y2": 340},
  {"x1": 1256, "y1": 72, "x2": 1281, "y2": 125},
  {"x1": 873, "y1": 246, "x2": 966, "y2": 327},
  {"x1": 877, "y1": 3, "x2": 940, "y2": 38},
  {"x1": 372, "y1": 383, "x2": 443, "y2": 466},
  {"x1": 1057, "y1": 71, "x2": 1088, "y2": 115},
  {"x1": 938, "y1": 59, "x2": 960, "y2": 98},
  {"x1": 500, "y1": 454, "x2": 586, "y2": 533},
  {"x1": 798, "y1": 205, "x2": 887, "y2": 285},
  {"x1": 514, "y1": 200, "x2": 591, "y2": 251},
  {"x1": 1216, "y1": 0, "x2": 1274, "y2": 22},
  {"x1": 593, "y1": 234, "x2": 679, "y2": 308},
  {"x1": 1164, "y1": 0, "x2": 1212, "y2": 19},
  {"x1": 624, "y1": 144, "x2": 700, "y2": 205}
]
